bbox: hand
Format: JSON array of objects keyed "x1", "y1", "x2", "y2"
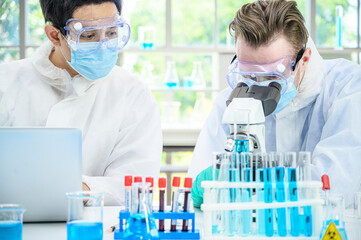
[
  {"x1": 191, "y1": 166, "x2": 216, "y2": 208},
  {"x1": 82, "y1": 182, "x2": 90, "y2": 191}
]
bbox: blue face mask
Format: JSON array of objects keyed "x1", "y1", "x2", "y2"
[
  {"x1": 272, "y1": 76, "x2": 298, "y2": 114},
  {"x1": 67, "y1": 42, "x2": 119, "y2": 81}
]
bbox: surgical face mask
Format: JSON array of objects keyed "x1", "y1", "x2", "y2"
[{"x1": 66, "y1": 40, "x2": 119, "y2": 80}]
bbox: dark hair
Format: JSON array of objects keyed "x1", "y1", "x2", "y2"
[{"x1": 40, "y1": 0, "x2": 122, "y2": 35}]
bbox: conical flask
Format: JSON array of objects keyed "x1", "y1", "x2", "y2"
[
  {"x1": 191, "y1": 61, "x2": 206, "y2": 89},
  {"x1": 164, "y1": 61, "x2": 179, "y2": 89},
  {"x1": 124, "y1": 182, "x2": 159, "y2": 240}
]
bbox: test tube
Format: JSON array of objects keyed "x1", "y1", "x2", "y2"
[
  {"x1": 182, "y1": 177, "x2": 192, "y2": 231},
  {"x1": 298, "y1": 151, "x2": 312, "y2": 237},
  {"x1": 124, "y1": 175, "x2": 133, "y2": 212},
  {"x1": 170, "y1": 176, "x2": 180, "y2": 231},
  {"x1": 264, "y1": 154, "x2": 274, "y2": 237},
  {"x1": 272, "y1": 152, "x2": 287, "y2": 237},
  {"x1": 255, "y1": 152, "x2": 266, "y2": 235},
  {"x1": 145, "y1": 177, "x2": 154, "y2": 212},
  {"x1": 285, "y1": 152, "x2": 299, "y2": 237},
  {"x1": 241, "y1": 152, "x2": 253, "y2": 235},
  {"x1": 228, "y1": 153, "x2": 240, "y2": 235},
  {"x1": 158, "y1": 177, "x2": 166, "y2": 231}
]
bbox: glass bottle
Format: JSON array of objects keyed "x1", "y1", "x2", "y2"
[
  {"x1": 124, "y1": 182, "x2": 159, "y2": 240},
  {"x1": 163, "y1": 61, "x2": 179, "y2": 89},
  {"x1": 191, "y1": 61, "x2": 206, "y2": 89}
]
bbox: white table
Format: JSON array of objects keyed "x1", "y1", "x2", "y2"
[{"x1": 23, "y1": 207, "x2": 360, "y2": 240}]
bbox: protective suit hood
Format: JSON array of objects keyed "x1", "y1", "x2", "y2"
[
  {"x1": 275, "y1": 38, "x2": 325, "y2": 119},
  {"x1": 31, "y1": 41, "x2": 96, "y2": 96}
]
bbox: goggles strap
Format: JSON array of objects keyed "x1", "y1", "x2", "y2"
[{"x1": 293, "y1": 48, "x2": 305, "y2": 71}]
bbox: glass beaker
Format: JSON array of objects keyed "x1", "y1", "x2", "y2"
[
  {"x1": 124, "y1": 182, "x2": 159, "y2": 240},
  {"x1": 320, "y1": 194, "x2": 348, "y2": 240},
  {"x1": 0, "y1": 204, "x2": 25, "y2": 240},
  {"x1": 163, "y1": 61, "x2": 179, "y2": 89},
  {"x1": 191, "y1": 61, "x2": 206, "y2": 89},
  {"x1": 66, "y1": 191, "x2": 104, "y2": 240},
  {"x1": 138, "y1": 26, "x2": 156, "y2": 49}
]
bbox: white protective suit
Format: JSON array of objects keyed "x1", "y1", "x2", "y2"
[
  {"x1": 0, "y1": 42, "x2": 162, "y2": 206},
  {"x1": 188, "y1": 39, "x2": 361, "y2": 205}
]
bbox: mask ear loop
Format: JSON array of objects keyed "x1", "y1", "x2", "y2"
[{"x1": 293, "y1": 48, "x2": 306, "y2": 91}]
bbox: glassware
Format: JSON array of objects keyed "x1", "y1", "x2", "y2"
[
  {"x1": 191, "y1": 61, "x2": 206, "y2": 89},
  {"x1": 124, "y1": 182, "x2": 159, "y2": 240},
  {"x1": 335, "y1": 5, "x2": 343, "y2": 50},
  {"x1": 138, "y1": 26, "x2": 156, "y2": 49},
  {"x1": 320, "y1": 194, "x2": 348, "y2": 240},
  {"x1": 66, "y1": 191, "x2": 104, "y2": 240},
  {"x1": 163, "y1": 61, "x2": 179, "y2": 89},
  {"x1": 0, "y1": 204, "x2": 25, "y2": 240},
  {"x1": 141, "y1": 62, "x2": 156, "y2": 88},
  {"x1": 183, "y1": 76, "x2": 193, "y2": 89}
]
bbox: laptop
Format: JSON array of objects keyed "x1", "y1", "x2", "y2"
[{"x1": 0, "y1": 128, "x2": 82, "y2": 222}]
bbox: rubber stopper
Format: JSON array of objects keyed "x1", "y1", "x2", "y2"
[
  {"x1": 172, "y1": 176, "x2": 181, "y2": 187},
  {"x1": 321, "y1": 174, "x2": 330, "y2": 190},
  {"x1": 124, "y1": 175, "x2": 132, "y2": 186},
  {"x1": 184, "y1": 177, "x2": 193, "y2": 188},
  {"x1": 134, "y1": 176, "x2": 142, "y2": 183},
  {"x1": 158, "y1": 177, "x2": 167, "y2": 188},
  {"x1": 145, "y1": 176, "x2": 154, "y2": 188}
]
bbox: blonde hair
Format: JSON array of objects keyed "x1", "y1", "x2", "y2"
[{"x1": 229, "y1": 0, "x2": 308, "y2": 57}]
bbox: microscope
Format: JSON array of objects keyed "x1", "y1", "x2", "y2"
[{"x1": 222, "y1": 82, "x2": 281, "y2": 153}]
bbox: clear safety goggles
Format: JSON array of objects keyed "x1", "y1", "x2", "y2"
[
  {"x1": 64, "y1": 13, "x2": 130, "y2": 54},
  {"x1": 227, "y1": 56, "x2": 296, "y2": 94}
]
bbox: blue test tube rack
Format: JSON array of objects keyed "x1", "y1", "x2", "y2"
[{"x1": 114, "y1": 210, "x2": 200, "y2": 240}]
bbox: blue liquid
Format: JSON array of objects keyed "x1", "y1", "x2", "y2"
[
  {"x1": 256, "y1": 169, "x2": 265, "y2": 235},
  {"x1": 288, "y1": 168, "x2": 299, "y2": 236},
  {"x1": 67, "y1": 221, "x2": 103, "y2": 240},
  {"x1": 241, "y1": 168, "x2": 252, "y2": 235},
  {"x1": 183, "y1": 80, "x2": 194, "y2": 89},
  {"x1": 124, "y1": 213, "x2": 159, "y2": 240},
  {"x1": 164, "y1": 82, "x2": 179, "y2": 88},
  {"x1": 264, "y1": 168, "x2": 274, "y2": 237},
  {"x1": 0, "y1": 221, "x2": 22, "y2": 240},
  {"x1": 140, "y1": 43, "x2": 155, "y2": 49},
  {"x1": 304, "y1": 206, "x2": 312, "y2": 236},
  {"x1": 275, "y1": 167, "x2": 286, "y2": 237}
]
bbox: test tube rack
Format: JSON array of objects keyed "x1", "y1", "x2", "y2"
[
  {"x1": 114, "y1": 210, "x2": 200, "y2": 240},
  {"x1": 201, "y1": 180, "x2": 323, "y2": 240}
]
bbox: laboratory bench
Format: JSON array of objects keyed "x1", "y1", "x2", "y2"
[{"x1": 23, "y1": 207, "x2": 361, "y2": 240}]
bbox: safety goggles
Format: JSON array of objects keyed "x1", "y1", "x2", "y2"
[
  {"x1": 227, "y1": 55, "x2": 296, "y2": 93},
  {"x1": 64, "y1": 13, "x2": 130, "y2": 55}
]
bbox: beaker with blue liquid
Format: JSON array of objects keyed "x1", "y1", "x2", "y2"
[
  {"x1": 66, "y1": 191, "x2": 104, "y2": 240},
  {"x1": 124, "y1": 182, "x2": 159, "y2": 240},
  {"x1": 0, "y1": 204, "x2": 25, "y2": 240},
  {"x1": 163, "y1": 61, "x2": 179, "y2": 89}
]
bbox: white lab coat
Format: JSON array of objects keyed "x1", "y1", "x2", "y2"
[
  {"x1": 188, "y1": 39, "x2": 361, "y2": 205},
  {"x1": 0, "y1": 42, "x2": 162, "y2": 206}
]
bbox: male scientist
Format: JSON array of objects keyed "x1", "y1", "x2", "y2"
[
  {"x1": 189, "y1": 0, "x2": 361, "y2": 207},
  {"x1": 0, "y1": 0, "x2": 162, "y2": 205}
]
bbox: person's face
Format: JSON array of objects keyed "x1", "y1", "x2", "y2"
[
  {"x1": 59, "y1": 2, "x2": 119, "y2": 61},
  {"x1": 235, "y1": 35, "x2": 301, "y2": 86}
]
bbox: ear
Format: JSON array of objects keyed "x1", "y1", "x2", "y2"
[
  {"x1": 300, "y1": 47, "x2": 312, "y2": 72},
  {"x1": 44, "y1": 25, "x2": 62, "y2": 47}
]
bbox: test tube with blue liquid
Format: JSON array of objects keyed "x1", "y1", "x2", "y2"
[
  {"x1": 255, "y1": 153, "x2": 266, "y2": 235},
  {"x1": 241, "y1": 152, "x2": 253, "y2": 235},
  {"x1": 298, "y1": 151, "x2": 312, "y2": 237},
  {"x1": 335, "y1": 6, "x2": 343, "y2": 50},
  {"x1": 264, "y1": 155, "x2": 274, "y2": 237},
  {"x1": 0, "y1": 204, "x2": 25, "y2": 240},
  {"x1": 217, "y1": 153, "x2": 231, "y2": 235},
  {"x1": 271, "y1": 152, "x2": 287, "y2": 237},
  {"x1": 284, "y1": 152, "x2": 299, "y2": 237},
  {"x1": 211, "y1": 153, "x2": 222, "y2": 234},
  {"x1": 228, "y1": 153, "x2": 240, "y2": 235}
]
